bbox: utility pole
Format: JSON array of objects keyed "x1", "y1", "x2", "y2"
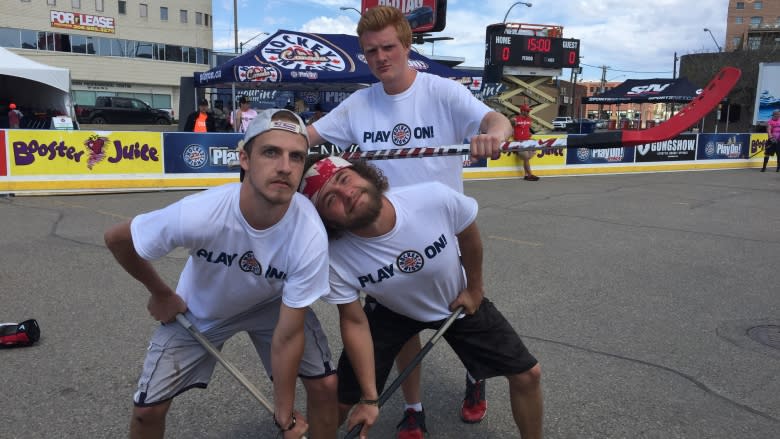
[
  {"x1": 598, "y1": 65, "x2": 608, "y2": 120},
  {"x1": 233, "y1": 0, "x2": 239, "y2": 54},
  {"x1": 569, "y1": 68, "x2": 576, "y2": 118},
  {"x1": 672, "y1": 52, "x2": 678, "y2": 79}
]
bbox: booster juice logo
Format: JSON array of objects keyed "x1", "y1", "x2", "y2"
[{"x1": 13, "y1": 136, "x2": 159, "y2": 169}]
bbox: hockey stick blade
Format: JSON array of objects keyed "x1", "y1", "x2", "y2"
[
  {"x1": 335, "y1": 66, "x2": 741, "y2": 161},
  {"x1": 343, "y1": 307, "x2": 464, "y2": 439},
  {"x1": 176, "y1": 314, "x2": 309, "y2": 439}
]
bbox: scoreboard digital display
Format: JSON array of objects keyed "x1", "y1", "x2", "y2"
[{"x1": 484, "y1": 23, "x2": 580, "y2": 70}]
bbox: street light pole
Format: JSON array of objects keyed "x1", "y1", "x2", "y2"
[
  {"x1": 240, "y1": 32, "x2": 269, "y2": 53},
  {"x1": 233, "y1": 0, "x2": 238, "y2": 54},
  {"x1": 703, "y1": 28, "x2": 722, "y2": 52},
  {"x1": 503, "y1": 2, "x2": 532, "y2": 23},
  {"x1": 339, "y1": 6, "x2": 362, "y2": 16}
]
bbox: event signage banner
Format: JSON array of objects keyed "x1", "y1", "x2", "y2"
[
  {"x1": 696, "y1": 134, "x2": 751, "y2": 160},
  {"x1": 9, "y1": 130, "x2": 162, "y2": 175},
  {"x1": 635, "y1": 134, "x2": 697, "y2": 162},
  {"x1": 1, "y1": 130, "x2": 7, "y2": 176},
  {"x1": 566, "y1": 144, "x2": 634, "y2": 164},
  {"x1": 748, "y1": 133, "x2": 769, "y2": 159},
  {"x1": 50, "y1": 10, "x2": 116, "y2": 33},
  {"x1": 162, "y1": 133, "x2": 243, "y2": 174},
  {"x1": 487, "y1": 139, "x2": 567, "y2": 168}
]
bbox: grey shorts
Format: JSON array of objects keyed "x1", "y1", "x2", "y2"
[{"x1": 133, "y1": 299, "x2": 335, "y2": 406}]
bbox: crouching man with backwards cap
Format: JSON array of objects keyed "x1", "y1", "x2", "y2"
[
  {"x1": 299, "y1": 155, "x2": 544, "y2": 438},
  {"x1": 104, "y1": 110, "x2": 378, "y2": 439}
]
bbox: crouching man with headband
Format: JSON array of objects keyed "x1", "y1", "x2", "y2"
[{"x1": 299, "y1": 155, "x2": 544, "y2": 438}]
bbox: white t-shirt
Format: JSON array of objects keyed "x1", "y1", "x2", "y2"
[
  {"x1": 131, "y1": 183, "x2": 330, "y2": 325},
  {"x1": 321, "y1": 182, "x2": 478, "y2": 322},
  {"x1": 313, "y1": 72, "x2": 492, "y2": 193},
  {"x1": 230, "y1": 108, "x2": 258, "y2": 133}
]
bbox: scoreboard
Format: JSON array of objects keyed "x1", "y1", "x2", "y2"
[{"x1": 483, "y1": 23, "x2": 580, "y2": 81}]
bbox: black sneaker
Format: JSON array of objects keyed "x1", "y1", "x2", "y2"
[{"x1": 396, "y1": 408, "x2": 427, "y2": 439}]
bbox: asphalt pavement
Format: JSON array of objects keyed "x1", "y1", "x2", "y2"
[{"x1": 1, "y1": 169, "x2": 779, "y2": 439}]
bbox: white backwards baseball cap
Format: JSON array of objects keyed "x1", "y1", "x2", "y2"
[{"x1": 238, "y1": 108, "x2": 309, "y2": 151}]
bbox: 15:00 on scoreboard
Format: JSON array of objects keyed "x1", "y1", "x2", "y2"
[{"x1": 490, "y1": 35, "x2": 580, "y2": 69}]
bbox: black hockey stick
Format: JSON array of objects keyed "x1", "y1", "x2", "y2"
[
  {"x1": 344, "y1": 306, "x2": 464, "y2": 439},
  {"x1": 175, "y1": 314, "x2": 308, "y2": 438}
]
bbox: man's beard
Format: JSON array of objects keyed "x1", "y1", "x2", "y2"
[{"x1": 337, "y1": 184, "x2": 383, "y2": 231}]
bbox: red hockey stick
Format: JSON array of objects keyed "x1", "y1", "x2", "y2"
[{"x1": 336, "y1": 66, "x2": 741, "y2": 161}]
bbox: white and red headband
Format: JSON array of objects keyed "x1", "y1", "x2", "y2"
[{"x1": 299, "y1": 156, "x2": 353, "y2": 206}]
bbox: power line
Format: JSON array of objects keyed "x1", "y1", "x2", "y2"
[{"x1": 579, "y1": 62, "x2": 672, "y2": 75}]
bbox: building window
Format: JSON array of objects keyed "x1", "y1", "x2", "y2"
[
  {"x1": 139, "y1": 3, "x2": 147, "y2": 18},
  {"x1": 205, "y1": 14, "x2": 210, "y2": 27},
  {"x1": 72, "y1": 0, "x2": 80, "y2": 8},
  {"x1": 751, "y1": 16, "x2": 762, "y2": 26},
  {"x1": 731, "y1": 36, "x2": 741, "y2": 49},
  {"x1": 735, "y1": 16, "x2": 743, "y2": 24},
  {"x1": 776, "y1": 16, "x2": 780, "y2": 26},
  {"x1": 180, "y1": 10, "x2": 188, "y2": 23},
  {"x1": 754, "y1": 1, "x2": 762, "y2": 10},
  {"x1": 160, "y1": 7, "x2": 168, "y2": 21},
  {"x1": 47, "y1": 0, "x2": 56, "y2": 5},
  {"x1": 736, "y1": 2, "x2": 744, "y2": 9},
  {"x1": 747, "y1": 36, "x2": 761, "y2": 50},
  {"x1": 95, "y1": 0, "x2": 103, "y2": 11},
  {"x1": 196, "y1": 12, "x2": 203, "y2": 25},
  {"x1": 118, "y1": 1, "x2": 126, "y2": 14}
]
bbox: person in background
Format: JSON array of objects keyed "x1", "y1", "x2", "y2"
[
  {"x1": 212, "y1": 99, "x2": 228, "y2": 132},
  {"x1": 8, "y1": 103, "x2": 23, "y2": 129},
  {"x1": 184, "y1": 98, "x2": 215, "y2": 133},
  {"x1": 762, "y1": 109, "x2": 780, "y2": 172},
  {"x1": 511, "y1": 105, "x2": 539, "y2": 181},
  {"x1": 306, "y1": 104, "x2": 326, "y2": 125},
  {"x1": 230, "y1": 96, "x2": 258, "y2": 133},
  {"x1": 306, "y1": 6, "x2": 513, "y2": 438}
]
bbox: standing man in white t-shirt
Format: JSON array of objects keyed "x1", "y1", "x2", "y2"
[
  {"x1": 230, "y1": 96, "x2": 258, "y2": 133},
  {"x1": 104, "y1": 109, "x2": 378, "y2": 439},
  {"x1": 306, "y1": 6, "x2": 513, "y2": 437},
  {"x1": 299, "y1": 156, "x2": 543, "y2": 439}
]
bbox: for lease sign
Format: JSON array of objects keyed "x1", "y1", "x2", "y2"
[{"x1": 50, "y1": 10, "x2": 115, "y2": 34}]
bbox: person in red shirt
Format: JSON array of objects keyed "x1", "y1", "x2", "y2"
[
  {"x1": 7, "y1": 103, "x2": 23, "y2": 129},
  {"x1": 184, "y1": 98, "x2": 215, "y2": 133},
  {"x1": 511, "y1": 105, "x2": 539, "y2": 181}
]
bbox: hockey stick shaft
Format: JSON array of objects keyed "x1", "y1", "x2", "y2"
[
  {"x1": 335, "y1": 66, "x2": 742, "y2": 161},
  {"x1": 344, "y1": 306, "x2": 464, "y2": 439},
  {"x1": 175, "y1": 314, "x2": 275, "y2": 414}
]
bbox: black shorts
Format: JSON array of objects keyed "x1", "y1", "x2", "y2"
[{"x1": 337, "y1": 297, "x2": 538, "y2": 404}]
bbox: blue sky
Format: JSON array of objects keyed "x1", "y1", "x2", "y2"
[{"x1": 211, "y1": 0, "x2": 730, "y2": 82}]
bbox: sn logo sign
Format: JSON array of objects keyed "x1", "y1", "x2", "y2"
[{"x1": 627, "y1": 83, "x2": 671, "y2": 95}]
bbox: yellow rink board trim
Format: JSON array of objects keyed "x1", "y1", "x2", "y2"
[
  {"x1": 1, "y1": 177, "x2": 240, "y2": 192},
  {"x1": 462, "y1": 161, "x2": 761, "y2": 180}
]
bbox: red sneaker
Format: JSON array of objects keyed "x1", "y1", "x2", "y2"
[
  {"x1": 396, "y1": 408, "x2": 427, "y2": 439},
  {"x1": 460, "y1": 377, "x2": 487, "y2": 423}
]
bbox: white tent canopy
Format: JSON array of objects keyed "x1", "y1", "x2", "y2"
[{"x1": 0, "y1": 47, "x2": 73, "y2": 118}]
